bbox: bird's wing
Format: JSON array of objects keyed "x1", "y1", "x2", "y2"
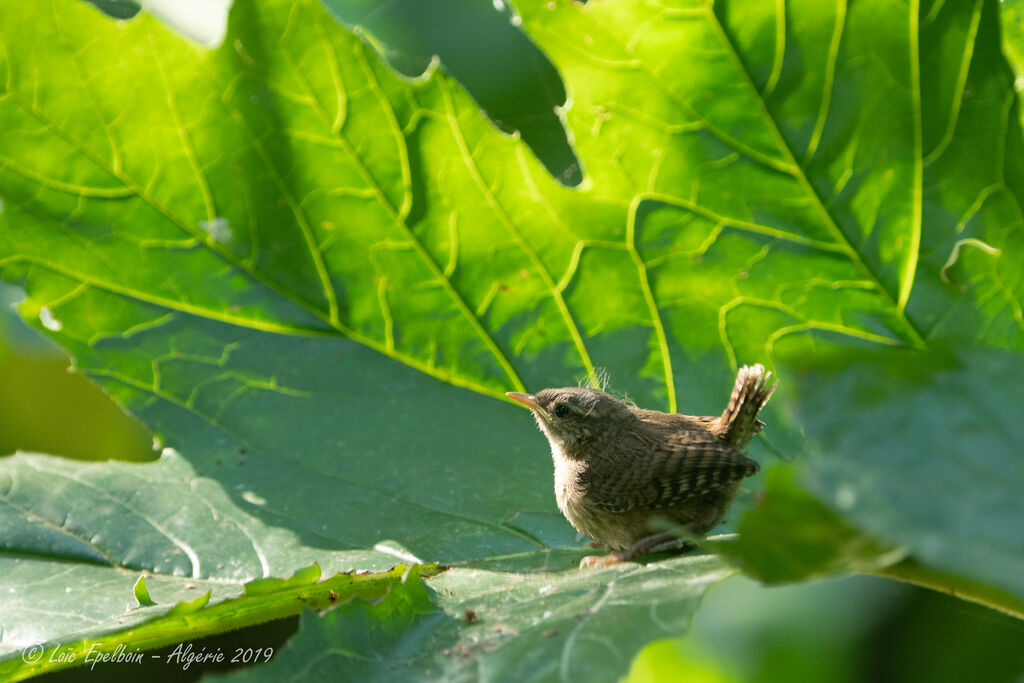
[{"x1": 585, "y1": 431, "x2": 759, "y2": 513}]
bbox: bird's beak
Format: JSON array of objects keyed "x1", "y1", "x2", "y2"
[{"x1": 506, "y1": 392, "x2": 551, "y2": 421}]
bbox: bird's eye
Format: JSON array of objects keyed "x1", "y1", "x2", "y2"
[{"x1": 554, "y1": 403, "x2": 570, "y2": 418}]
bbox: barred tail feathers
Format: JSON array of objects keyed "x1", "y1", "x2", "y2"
[{"x1": 717, "y1": 364, "x2": 777, "y2": 448}]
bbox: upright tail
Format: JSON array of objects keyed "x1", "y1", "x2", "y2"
[{"x1": 715, "y1": 364, "x2": 777, "y2": 449}]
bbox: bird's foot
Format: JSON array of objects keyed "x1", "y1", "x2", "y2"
[
  {"x1": 579, "y1": 553, "x2": 622, "y2": 568},
  {"x1": 584, "y1": 540, "x2": 604, "y2": 549},
  {"x1": 579, "y1": 534, "x2": 698, "y2": 568},
  {"x1": 619, "y1": 532, "x2": 696, "y2": 564}
]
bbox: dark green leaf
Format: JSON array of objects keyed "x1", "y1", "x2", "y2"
[
  {"x1": 785, "y1": 345, "x2": 1024, "y2": 598},
  {"x1": 714, "y1": 467, "x2": 905, "y2": 584}
]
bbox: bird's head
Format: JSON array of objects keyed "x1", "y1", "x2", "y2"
[{"x1": 506, "y1": 387, "x2": 635, "y2": 457}]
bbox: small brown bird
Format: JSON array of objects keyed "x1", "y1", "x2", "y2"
[{"x1": 507, "y1": 364, "x2": 776, "y2": 567}]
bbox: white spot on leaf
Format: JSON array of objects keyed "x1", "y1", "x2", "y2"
[
  {"x1": 39, "y1": 307, "x2": 62, "y2": 331},
  {"x1": 835, "y1": 485, "x2": 856, "y2": 510},
  {"x1": 373, "y1": 542, "x2": 422, "y2": 564},
  {"x1": 199, "y1": 216, "x2": 232, "y2": 242},
  {"x1": 141, "y1": 0, "x2": 232, "y2": 48},
  {"x1": 241, "y1": 490, "x2": 266, "y2": 506}
]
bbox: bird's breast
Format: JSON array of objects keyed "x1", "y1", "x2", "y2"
[
  {"x1": 550, "y1": 445, "x2": 644, "y2": 550},
  {"x1": 549, "y1": 443, "x2": 586, "y2": 520}
]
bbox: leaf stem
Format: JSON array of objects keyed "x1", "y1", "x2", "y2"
[{"x1": 865, "y1": 558, "x2": 1024, "y2": 621}]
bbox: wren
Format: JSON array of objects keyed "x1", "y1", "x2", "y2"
[{"x1": 508, "y1": 364, "x2": 776, "y2": 567}]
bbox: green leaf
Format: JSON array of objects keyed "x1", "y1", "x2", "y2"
[
  {"x1": 2, "y1": 559, "x2": 436, "y2": 680},
  {"x1": 132, "y1": 575, "x2": 157, "y2": 607},
  {"x1": 317, "y1": 0, "x2": 581, "y2": 184},
  {"x1": 1, "y1": 0, "x2": 1023, "y2": 679},
  {"x1": 210, "y1": 555, "x2": 732, "y2": 682},
  {"x1": 718, "y1": 345, "x2": 1024, "y2": 618},
  {"x1": 625, "y1": 639, "x2": 742, "y2": 683},
  {"x1": 784, "y1": 345, "x2": 1024, "y2": 599},
  {"x1": 713, "y1": 467, "x2": 906, "y2": 584}
]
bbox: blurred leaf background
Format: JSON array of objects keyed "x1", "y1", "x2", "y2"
[{"x1": 2, "y1": 0, "x2": 1024, "y2": 679}]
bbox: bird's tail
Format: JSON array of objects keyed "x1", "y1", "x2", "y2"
[{"x1": 716, "y1": 364, "x2": 777, "y2": 448}]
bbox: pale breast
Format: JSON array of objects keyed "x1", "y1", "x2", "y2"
[
  {"x1": 550, "y1": 442, "x2": 582, "y2": 520},
  {"x1": 550, "y1": 445, "x2": 642, "y2": 550}
]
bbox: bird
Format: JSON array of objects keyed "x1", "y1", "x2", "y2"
[{"x1": 507, "y1": 364, "x2": 776, "y2": 567}]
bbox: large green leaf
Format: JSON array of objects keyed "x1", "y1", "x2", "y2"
[
  {"x1": 784, "y1": 345, "x2": 1024, "y2": 598},
  {"x1": 1, "y1": 0, "x2": 1022, "y2": 679},
  {"x1": 211, "y1": 555, "x2": 731, "y2": 681}
]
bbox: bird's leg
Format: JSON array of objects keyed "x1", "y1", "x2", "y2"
[
  {"x1": 619, "y1": 531, "x2": 681, "y2": 560},
  {"x1": 647, "y1": 537, "x2": 695, "y2": 554},
  {"x1": 579, "y1": 532, "x2": 688, "y2": 568},
  {"x1": 585, "y1": 540, "x2": 604, "y2": 549}
]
